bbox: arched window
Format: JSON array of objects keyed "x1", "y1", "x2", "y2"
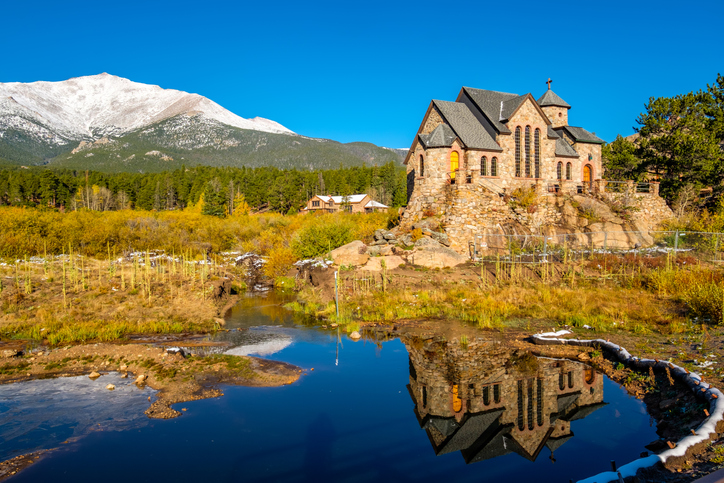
[
  {"x1": 419, "y1": 155, "x2": 425, "y2": 177},
  {"x1": 450, "y1": 151, "x2": 459, "y2": 182},
  {"x1": 491, "y1": 157, "x2": 498, "y2": 177},
  {"x1": 534, "y1": 128, "x2": 541, "y2": 178},
  {"x1": 566, "y1": 162, "x2": 572, "y2": 180},
  {"x1": 524, "y1": 126, "x2": 531, "y2": 178},
  {"x1": 480, "y1": 156, "x2": 487, "y2": 176},
  {"x1": 514, "y1": 127, "x2": 522, "y2": 177},
  {"x1": 556, "y1": 162, "x2": 563, "y2": 180}
]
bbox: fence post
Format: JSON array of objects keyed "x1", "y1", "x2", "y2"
[
  {"x1": 604, "y1": 232, "x2": 608, "y2": 251},
  {"x1": 334, "y1": 271, "x2": 339, "y2": 319},
  {"x1": 509, "y1": 235, "x2": 513, "y2": 261},
  {"x1": 715, "y1": 234, "x2": 720, "y2": 262},
  {"x1": 674, "y1": 230, "x2": 680, "y2": 255},
  {"x1": 543, "y1": 235, "x2": 548, "y2": 263}
]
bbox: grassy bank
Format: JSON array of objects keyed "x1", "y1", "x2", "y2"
[{"x1": 291, "y1": 252, "x2": 724, "y2": 338}]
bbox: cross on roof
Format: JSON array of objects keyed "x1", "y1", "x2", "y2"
[{"x1": 546, "y1": 78, "x2": 552, "y2": 90}]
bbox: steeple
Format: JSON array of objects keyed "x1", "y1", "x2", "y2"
[{"x1": 537, "y1": 79, "x2": 570, "y2": 127}]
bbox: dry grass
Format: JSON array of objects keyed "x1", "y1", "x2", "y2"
[{"x1": 0, "y1": 255, "x2": 231, "y2": 345}]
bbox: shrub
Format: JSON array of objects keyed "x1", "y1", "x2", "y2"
[
  {"x1": 508, "y1": 187, "x2": 539, "y2": 212},
  {"x1": 291, "y1": 217, "x2": 354, "y2": 259},
  {"x1": 263, "y1": 246, "x2": 296, "y2": 279},
  {"x1": 681, "y1": 282, "x2": 724, "y2": 324}
]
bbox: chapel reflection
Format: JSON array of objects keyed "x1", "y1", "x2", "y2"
[{"x1": 404, "y1": 337, "x2": 605, "y2": 464}]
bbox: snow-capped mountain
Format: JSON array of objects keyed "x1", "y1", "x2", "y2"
[
  {"x1": 0, "y1": 74, "x2": 406, "y2": 171},
  {"x1": 0, "y1": 73, "x2": 293, "y2": 142}
]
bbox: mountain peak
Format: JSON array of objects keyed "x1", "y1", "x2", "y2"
[{"x1": 0, "y1": 74, "x2": 295, "y2": 140}]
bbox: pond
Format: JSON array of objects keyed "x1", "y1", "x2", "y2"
[{"x1": 3, "y1": 293, "x2": 659, "y2": 482}]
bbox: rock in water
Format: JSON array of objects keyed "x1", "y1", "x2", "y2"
[
  {"x1": 135, "y1": 374, "x2": 147, "y2": 384},
  {"x1": 120, "y1": 372, "x2": 128, "y2": 379},
  {"x1": 106, "y1": 384, "x2": 115, "y2": 390},
  {"x1": 89, "y1": 371, "x2": 101, "y2": 379},
  {"x1": 349, "y1": 331, "x2": 361, "y2": 340}
]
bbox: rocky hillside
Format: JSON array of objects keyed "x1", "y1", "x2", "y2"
[{"x1": 0, "y1": 74, "x2": 405, "y2": 171}]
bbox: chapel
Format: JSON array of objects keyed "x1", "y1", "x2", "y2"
[{"x1": 404, "y1": 80, "x2": 604, "y2": 196}]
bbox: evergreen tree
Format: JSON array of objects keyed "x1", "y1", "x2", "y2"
[{"x1": 201, "y1": 178, "x2": 227, "y2": 217}]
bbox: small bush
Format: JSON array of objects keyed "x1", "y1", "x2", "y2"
[
  {"x1": 291, "y1": 218, "x2": 354, "y2": 259},
  {"x1": 508, "y1": 187, "x2": 539, "y2": 212},
  {"x1": 411, "y1": 228, "x2": 423, "y2": 242},
  {"x1": 264, "y1": 247, "x2": 296, "y2": 279}
]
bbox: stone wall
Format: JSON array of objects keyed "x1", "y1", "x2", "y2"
[{"x1": 541, "y1": 105, "x2": 568, "y2": 128}]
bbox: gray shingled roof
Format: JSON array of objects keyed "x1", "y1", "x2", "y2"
[
  {"x1": 437, "y1": 409, "x2": 504, "y2": 455},
  {"x1": 418, "y1": 123, "x2": 457, "y2": 148},
  {"x1": 537, "y1": 89, "x2": 571, "y2": 108},
  {"x1": 500, "y1": 95, "x2": 527, "y2": 121},
  {"x1": 556, "y1": 126, "x2": 605, "y2": 144},
  {"x1": 460, "y1": 87, "x2": 522, "y2": 134},
  {"x1": 433, "y1": 100, "x2": 502, "y2": 151},
  {"x1": 547, "y1": 125, "x2": 560, "y2": 139},
  {"x1": 556, "y1": 138, "x2": 579, "y2": 157},
  {"x1": 545, "y1": 434, "x2": 573, "y2": 453},
  {"x1": 564, "y1": 402, "x2": 608, "y2": 422}
]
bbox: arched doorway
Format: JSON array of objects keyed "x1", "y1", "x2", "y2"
[
  {"x1": 583, "y1": 164, "x2": 593, "y2": 188},
  {"x1": 450, "y1": 151, "x2": 459, "y2": 183}
]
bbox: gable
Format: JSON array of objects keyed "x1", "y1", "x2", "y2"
[
  {"x1": 504, "y1": 96, "x2": 551, "y2": 126},
  {"x1": 405, "y1": 102, "x2": 445, "y2": 165}
]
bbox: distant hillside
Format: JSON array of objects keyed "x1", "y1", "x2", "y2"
[
  {"x1": 0, "y1": 74, "x2": 406, "y2": 172},
  {"x1": 46, "y1": 114, "x2": 402, "y2": 173}
]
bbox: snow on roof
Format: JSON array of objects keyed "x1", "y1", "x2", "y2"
[{"x1": 365, "y1": 200, "x2": 388, "y2": 208}]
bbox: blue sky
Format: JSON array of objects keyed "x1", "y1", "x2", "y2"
[{"x1": 3, "y1": 0, "x2": 722, "y2": 148}]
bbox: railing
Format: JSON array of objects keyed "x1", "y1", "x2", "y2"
[
  {"x1": 603, "y1": 180, "x2": 657, "y2": 194},
  {"x1": 469, "y1": 230, "x2": 724, "y2": 264}
]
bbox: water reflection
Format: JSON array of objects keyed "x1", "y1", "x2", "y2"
[{"x1": 404, "y1": 338, "x2": 605, "y2": 464}]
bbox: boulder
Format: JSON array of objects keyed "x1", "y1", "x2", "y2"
[
  {"x1": 379, "y1": 245, "x2": 393, "y2": 256},
  {"x1": 414, "y1": 237, "x2": 443, "y2": 249},
  {"x1": 119, "y1": 364, "x2": 128, "y2": 371},
  {"x1": 349, "y1": 331, "x2": 361, "y2": 340},
  {"x1": 410, "y1": 246, "x2": 468, "y2": 269},
  {"x1": 383, "y1": 233, "x2": 397, "y2": 241},
  {"x1": 329, "y1": 241, "x2": 370, "y2": 266},
  {"x1": 374, "y1": 229, "x2": 386, "y2": 241},
  {"x1": 412, "y1": 218, "x2": 440, "y2": 232},
  {"x1": 430, "y1": 232, "x2": 450, "y2": 247},
  {"x1": 106, "y1": 384, "x2": 116, "y2": 391},
  {"x1": 367, "y1": 246, "x2": 381, "y2": 257},
  {"x1": 363, "y1": 255, "x2": 405, "y2": 272},
  {"x1": 89, "y1": 371, "x2": 101, "y2": 379},
  {"x1": 400, "y1": 234, "x2": 414, "y2": 247},
  {"x1": 135, "y1": 374, "x2": 147, "y2": 384},
  {"x1": 1, "y1": 349, "x2": 21, "y2": 358},
  {"x1": 120, "y1": 372, "x2": 128, "y2": 379}
]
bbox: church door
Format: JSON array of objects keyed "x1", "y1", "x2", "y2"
[
  {"x1": 583, "y1": 164, "x2": 592, "y2": 187},
  {"x1": 450, "y1": 151, "x2": 459, "y2": 182}
]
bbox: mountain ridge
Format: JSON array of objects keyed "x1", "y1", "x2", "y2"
[{"x1": 0, "y1": 74, "x2": 405, "y2": 171}]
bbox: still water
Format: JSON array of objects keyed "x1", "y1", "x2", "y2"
[{"x1": 4, "y1": 294, "x2": 659, "y2": 482}]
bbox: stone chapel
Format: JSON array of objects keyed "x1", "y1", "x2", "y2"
[
  {"x1": 405, "y1": 81, "x2": 604, "y2": 201},
  {"x1": 400, "y1": 81, "x2": 672, "y2": 254}
]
